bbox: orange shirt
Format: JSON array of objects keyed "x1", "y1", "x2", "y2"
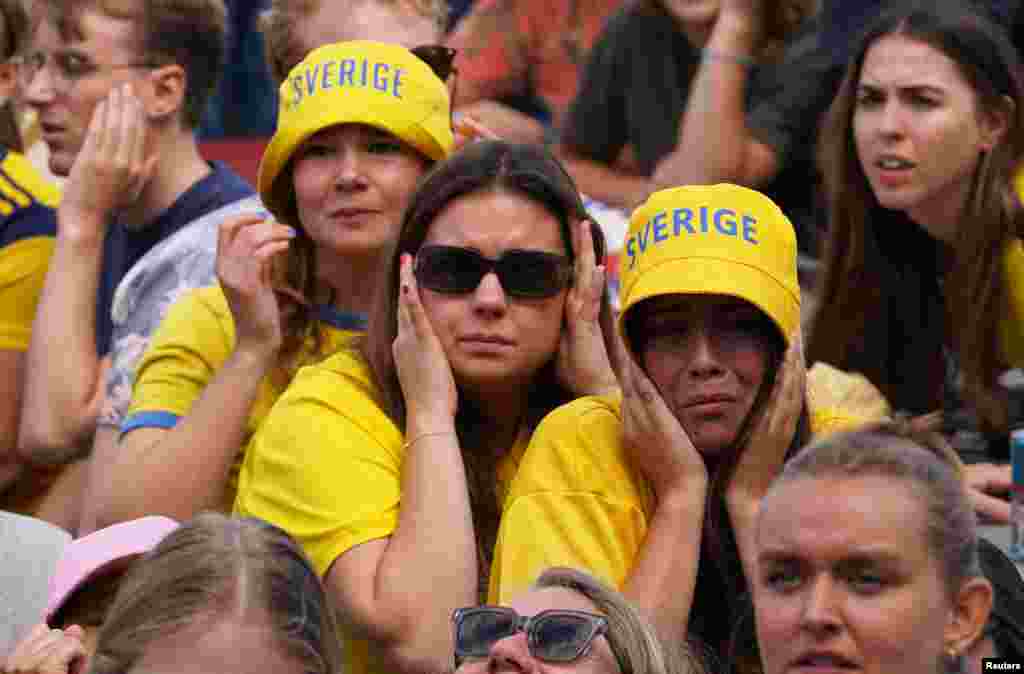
[{"x1": 446, "y1": 0, "x2": 624, "y2": 127}]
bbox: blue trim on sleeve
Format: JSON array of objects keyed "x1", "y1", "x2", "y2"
[
  {"x1": 120, "y1": 410, "x2": 182, "y2": 437},
  {"x1": 315, "y1": 304, "x2": 367, "y2": 331}
]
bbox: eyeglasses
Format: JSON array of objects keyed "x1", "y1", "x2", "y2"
[
  {"x1": 414, "y1": 245, "x2": 573, "y2": 299},
  {"x1": 452, "y1": 607, "x2": 610, "y2": 667},
  {"x1": 16, "y1": 51, "x2": 156, "y2": 89},
  {"x1": 410, "y1": 45, "x2": 457, "y2": 82}
]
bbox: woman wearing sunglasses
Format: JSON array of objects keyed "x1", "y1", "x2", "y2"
[
  {"x1": 235, "y1": 139, "x2": 617, "y2": 674},
  {"x1": 453, "y1": 567, "x2": 701, "y2": 674},
  {"x1": 487, "y1": 184, "x2": 890, "y2": 670},
  {"x1": 84, "y1": 40, "x2": 459, "y2": 531}
]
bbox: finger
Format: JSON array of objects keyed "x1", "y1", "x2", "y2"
[
  {"x1": 127, "y1": 87, "x2": 148, "y2": 173},
  {"x1": 399, "y1": 253, "x2": 431, "y2": 338},
  {"x1": 217, "y1": 213, "x2": 269, "y2": 254},
  {"x1": 5, "y1": 624, "x2": 48, "y2": 663},
  {"x1": 41, "y1": 636, "x2": 86, "y2": 674},
  {"x1": 24, "y1": 629, "x2": 65, "y2": 659},
  {"x1": 453, "y1": 115, "x2": 498, "y2": 141},
  {"x1": 252, "y1": 239, "x2": 291, "y2": 261},
  {"x1": 968, "y1": 488, "x2": 1011, "y2": 524},
  {"x1": 396, "y1": 254, "x2": 415, "y2": 336},
  {"x1": 61, "y1": 626, "x2": 84, "y2": 640},
  {"x1": 82, "y1": 99, "x2": 108, "y2": 160}
]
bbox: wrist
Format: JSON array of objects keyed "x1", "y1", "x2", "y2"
[
  {"x1": 404, "y1": 412, "x2": 456, "y2": 439},
  {"x1": 654, "y1": 477, "x2": 708, "y2": 513},
  {"x1": 713, "y1": 10, "x2": 764, "y2": 45},
  {"x1": 229, "y1": 343, "x2": 279, "y2": 374},
  {"x1": 57, "y1": 208, "x2": 107, "y2": 246}
]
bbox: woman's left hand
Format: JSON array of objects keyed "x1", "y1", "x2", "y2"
[
  {"x1": 555, "y1": 219, "x2": 617, "y2": 397},
  {"x1": 727, "y1": 328, "x2": 805, "y2": 507}
]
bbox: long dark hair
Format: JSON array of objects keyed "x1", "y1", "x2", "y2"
[
  {"x1": 809, "y1": 2, "x2": 1024, "y2": 432},
  {"x1": 361, "y1": 140, "x2": 616, "y2": 596}
]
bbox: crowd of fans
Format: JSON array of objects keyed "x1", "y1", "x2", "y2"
[{"x1": 1, "y1": 0, "x2": 1024, "y2": 673}]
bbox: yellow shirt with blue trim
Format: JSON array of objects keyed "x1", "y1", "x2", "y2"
[
  {"x1": 234, "y1": 347, "x2": 529, "y2": 674},
  {"x1": 488, "y1": 363, "x2": 890, "y2": 603},
  {"x1": 0, "y1": 148, "x2": 59, "y2": 352},
  {"x1": 123, "y1": 284, "x2": 363, "y2": 510}
]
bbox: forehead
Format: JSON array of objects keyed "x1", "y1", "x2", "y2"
[
  {"x1": 634, "y1": 293, "x2": 759, "y2": 323},
  {"x1": 38, "y1": 5, "x2": 140, "y2": 53},
  {"x1": 859, "y1": 33, "x2": 973, "y2": 94},
  {"x1": 424, "y1": 189, "x2": 567, "y2": 255},
  {"x1": 303, "y1": 123, "x2": 401, "y2": 144},
  {"x1": 758, "y1": 475, "x2": 933, "y2": 564},
  {"x1": 509, "y1": 587, "x2": 601, "y2": 616},
  {"x1": 297, "y1": 0, "x2": 440, "y2": 55},
  {"x1": 130, "y1": 616, "x2": 306, "y2": 674}
]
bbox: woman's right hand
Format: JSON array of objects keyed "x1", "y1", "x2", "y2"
[
  {"x1": 618, "y1": 338, "x2": 707, "y2": 500},
  {"x1": 216, "y1": 213, "x2": 297, "y2": 361},
  {"x1": 3, "y1": 624, "x2": 87, "y2": 674},
  {"x1": 393, "y1": 254, "x2": 458, "y2": 430}
]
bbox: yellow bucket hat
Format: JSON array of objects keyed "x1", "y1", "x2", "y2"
[
  {"x1": 258, "y1": 40, "x2": 455, "y2": 221},
  {"x1": 619, "y1": 184, "x2": 801, "y2": 347}
]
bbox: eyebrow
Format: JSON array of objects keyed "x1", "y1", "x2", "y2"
[{"x1": 857, "y1": 80, "x2": 946, "y2": 96}]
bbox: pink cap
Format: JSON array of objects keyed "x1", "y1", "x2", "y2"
[{"x1": 46, "y1": 516, "x2": 179, "y2": 622}]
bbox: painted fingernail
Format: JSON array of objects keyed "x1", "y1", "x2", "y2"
[
  {"x1": 286, "y1": 226, "x2": 297, "y2": 238},
  {"x1": 402, "y1": 283, "x2": 410, "y2": 295}
]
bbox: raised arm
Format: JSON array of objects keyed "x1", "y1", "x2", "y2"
[
  {"x1": 18, "y1": 86, "x2": 153, "y2": 460},
  {"x1": 87, "y1": 215, "x2": 296, "y2": 529},
  {"x1": 652, "y1": 0, "x2": 778, "y2": 190},
  {"x1": 237, "y1": 256, "x2": 477, "y2": 674},
  {"x1": 615, "y1": 343, "x2": 707, "y2": 640}
]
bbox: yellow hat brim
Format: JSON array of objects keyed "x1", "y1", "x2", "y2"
[{"x1": 617, "y1": 255, "x2": 801, "y2": 349}]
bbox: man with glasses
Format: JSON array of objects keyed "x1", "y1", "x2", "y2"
[{"x1": 15, "y1": 0, "x2": 260, "y2": 533}]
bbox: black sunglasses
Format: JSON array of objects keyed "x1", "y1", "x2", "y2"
[
  {"x1": 453, "y1": 607, "x2": 609, "y2": 667},
  {"x1": 410, "y1": 45, "x2": 457, "y2": 82},
  {"x1": 414, "y1": 245, "x2": 573, "y2": 299}
]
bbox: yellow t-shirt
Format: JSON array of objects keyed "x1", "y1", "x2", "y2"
[
  {"x1": 999, "y1": 238, "x2": 1024, "y2": 367},
  {"x1": 0, "y1": 148, "x2": 60, "y2": 352},
  {"x1": 489, "y1": 362, "x2": 891, "y2": 603},
  {"x1": 123, "y1": 285, "x2": 362, "y2": 510},
  {"x1": 234, "y1": 348, "x2": 530, "y2": 674}
]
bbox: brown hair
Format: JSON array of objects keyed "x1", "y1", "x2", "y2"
[
  {"x1": 0, "y1": 0, "x2": 28, "y2": 151},
  {"x1": 809, "y1": 4, "x2": 1024, "y2": 432},
  {"x1": 361, "y1": 140, "x2": 616, "y2": 597},
  {"x1": 534, "y1": 567, "x2": 706, "y2": 674},
  {"x1": 86, "y1": 514, "x2": 344, "y2": 674},
  {"x1": 766, "y1": 418, "x2": 979, "y2": 599},
  {"x1": 258, "y1": 0, "x2": 448, "y2": 85},
  {"x1": 41, "y1": 0, "x2": 228, "y2": 127},
  {"x1": 49, "y1": 566, "x2": 126, "y2": 630}
]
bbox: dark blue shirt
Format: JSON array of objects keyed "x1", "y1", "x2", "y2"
[{"x1": 95, "y1": 161, "x2": 254, "y2": 356}]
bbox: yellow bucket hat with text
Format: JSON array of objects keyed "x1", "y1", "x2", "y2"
[
  {"x1": 619, "y1": 184, "x2": 801, "y2": 347},
  {"x1": 258, "y1": 40, "x2": 454, "y2": 221}
]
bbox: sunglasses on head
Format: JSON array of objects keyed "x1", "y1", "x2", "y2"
[
  {"x1": 453, "y1": 606, "x2": 609, "y2": 667},
  {"x1": 414, "y1": 245, "x2": 573, "y2": 299},
  {"x1": 410, "y1": 45, "x2": 457, "y2": 82}
]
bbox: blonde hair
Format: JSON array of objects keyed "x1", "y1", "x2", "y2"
[
  {"x1": 258, "y1": 0, "x2": 447, "y2": 85},
  {"x1": 534, "y1": 567, "x2": 705, "y2": 674},
  {"x1": 86, "y1": 514, "x2": 343, "y2": 674}
]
